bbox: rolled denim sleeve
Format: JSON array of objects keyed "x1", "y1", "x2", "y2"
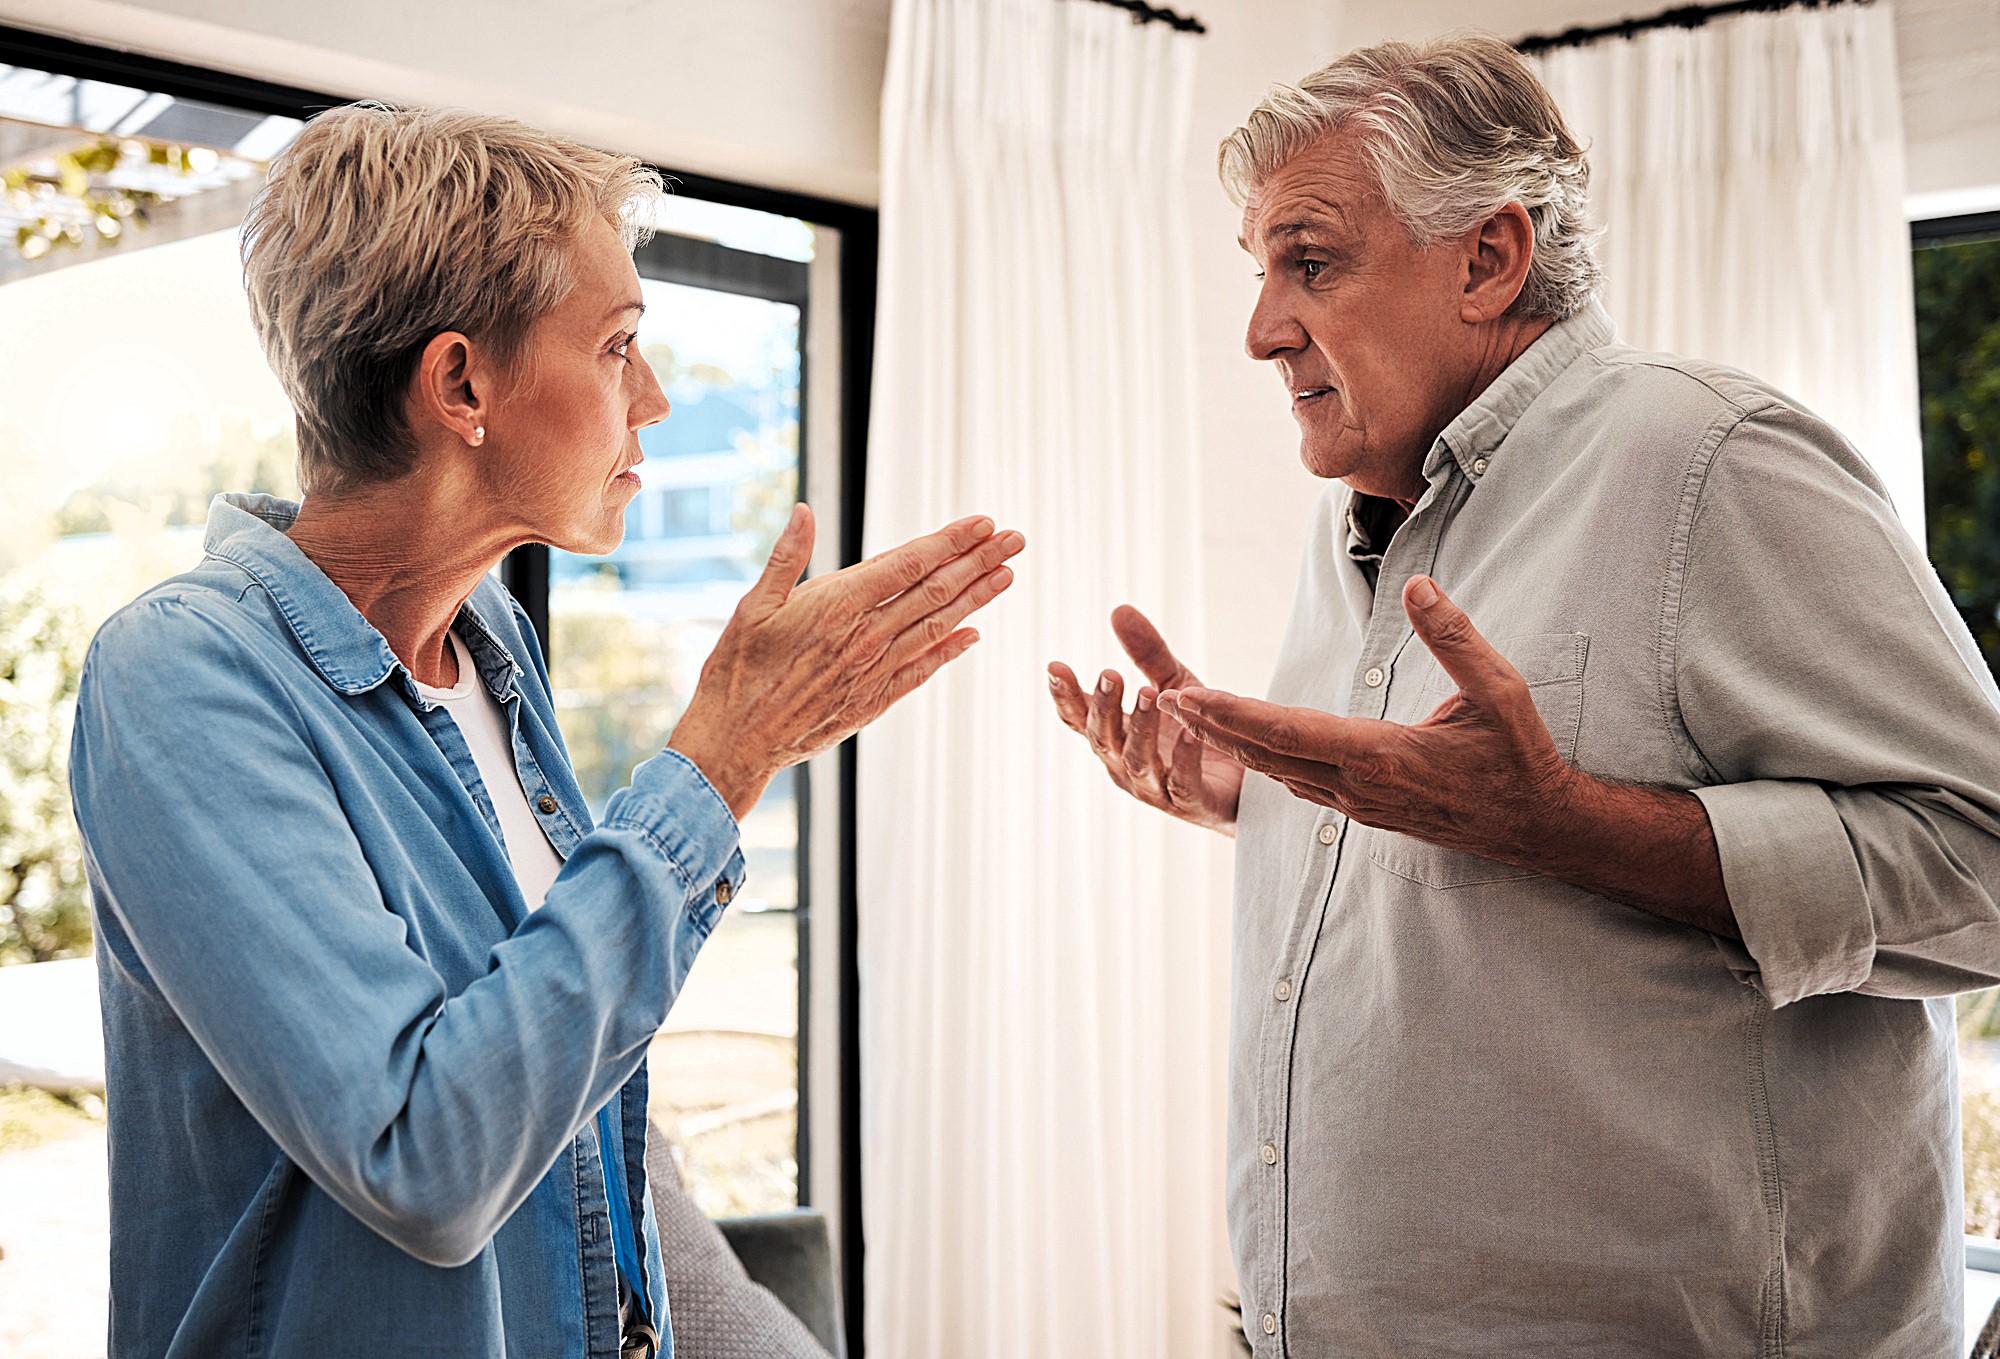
[
  {"x1": 1676, "y1": 406, "x2": 2000, "y2": 1007},
  {"x1": 71, "y1": 595, "x2": 743, "y2": 1266}
]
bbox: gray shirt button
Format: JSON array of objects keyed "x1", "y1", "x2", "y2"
[
  {"x1": 1274, "y1": 979, "x2": 1293, "y2": 1001},
  {"x1": 1262, "y1": 1142, "x2": 1279, "y2": 1165},
  {"x1": 1363, "y1": 666, "x2": 1386, "y2": 688},
  {"x1": 1262, "y1": 1313, "x2": 1278, "y2": 1335}
]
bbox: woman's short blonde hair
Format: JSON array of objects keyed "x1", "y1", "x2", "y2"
[
  {"x1": 1218, "y1": 34, "x2": 1600, "y2": 320},
  {"x1": 242, "y1": 104, "x2": 663, "y2": 494}
]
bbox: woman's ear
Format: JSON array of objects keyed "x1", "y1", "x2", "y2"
[{"x1": 413, "y1": 331, "x2": 487, "y2": 447}]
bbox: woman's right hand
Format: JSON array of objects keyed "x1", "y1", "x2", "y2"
[{"x1": 667, "y1": 502, "x2": 1023, "y2": 817}]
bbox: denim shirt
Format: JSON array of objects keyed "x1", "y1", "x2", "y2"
[{"x1": 69, "y1": 494, "x2": 746, "y2": 1359}]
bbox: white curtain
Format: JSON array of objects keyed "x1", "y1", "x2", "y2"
[
  {"x1": 1531, "y1": 3, "x2": 1924, "y2": 534},
  {"x1": 860, "y1": 1, "x2": 1218, "y2": 1356}
]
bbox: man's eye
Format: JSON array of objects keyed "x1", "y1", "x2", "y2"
[{"x1": 1300, "y1": 259, "x2": 1325, "y2": 280}]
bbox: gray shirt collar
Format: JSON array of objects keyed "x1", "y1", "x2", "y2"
[{"x1": 1421, "y1": 298, "x2": 1617, "y2": 486}]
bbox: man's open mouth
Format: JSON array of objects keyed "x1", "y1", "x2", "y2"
[{"x1": 1292, "y1": 386, "x2": 1334, "y2": 403}]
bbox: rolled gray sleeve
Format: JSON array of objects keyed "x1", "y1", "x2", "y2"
[
  {"x1": 1691, "y1": 779, "x2": 1873, "y2": 1005},
  {"x1": 1676, "y1": 405, "x2": 2000, "y2": 1006}
]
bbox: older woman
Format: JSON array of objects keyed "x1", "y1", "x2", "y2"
[{"x1": 68, "y1": 105, "x2": 1021, "y2": 1359}]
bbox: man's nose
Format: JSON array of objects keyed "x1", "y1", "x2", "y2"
[{"x1": 1244, "y1": 280, "x2": 1305, "y2": 363}]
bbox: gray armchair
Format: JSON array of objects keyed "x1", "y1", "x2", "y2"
[
  {"x1": 716, "y1": 1212, "x2": 846, "y2": 1358},
  {"x1": 645, "y1": 1122, "x2": 844, "y2": 1359}
]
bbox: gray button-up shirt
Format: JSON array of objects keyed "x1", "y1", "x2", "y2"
[{"x1": 1229, "y1": 302, "x2": 2000, "y2": 1357}]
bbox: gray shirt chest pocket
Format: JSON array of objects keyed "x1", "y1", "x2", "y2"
[{"x1": 1367, "y1": 630, "x2": 1591, "y2": 889}]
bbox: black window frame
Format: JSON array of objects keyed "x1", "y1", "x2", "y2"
[{"x1": 0, "y1": 23, "x2": 874, "y2": 1356}]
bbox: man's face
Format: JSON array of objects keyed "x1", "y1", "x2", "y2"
[
  {"x1": 479, "y1": 213, "x2": 669, "y2": 555},
  {"x1": 1239, "y1": 129, "x2": 1479, "y2": 500}
]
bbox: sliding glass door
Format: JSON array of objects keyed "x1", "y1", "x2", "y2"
[{"x1": 546, "y1": 201, "x2": 815, "y2": 1216}]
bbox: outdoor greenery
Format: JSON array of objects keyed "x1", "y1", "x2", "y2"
[
  {"x1": 54, "y1": 418, "x2": 298, "y2": 537},
  {"x1": 1915, "y1": 234, "x2": 2000, "y2": 678},
  {"x1": 0, "y1": 1082, "x2": 101, "y2": 1153},
  {"x1": 1920, "y1": 233, "x2": 2000, "y2": 1235},
  {"x1": 0, "y1": 586, "x2": 90, "y2": 964}
]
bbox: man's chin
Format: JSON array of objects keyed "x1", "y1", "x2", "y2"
[{"x1": 1298, "y1": 438, "x2": 1361, "y2": 482}]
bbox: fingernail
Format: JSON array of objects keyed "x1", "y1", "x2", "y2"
[
  {"x1": 1409, "y1": 576, "x2": 1439, "y2": 609},
  {"x1": 990, "y1": 567, "x2": 1013, "y2": 588},
  {"x1": 1047, "y1": 670, "x2": 1062, "y2": 688},
  {"x1": 1098, "y1": 674, "x2": 1112, "y2": 694},
  {"x1": 969, "y1": 516, "x2": 994, "y2": 537},
  {"x1": 1138, "y1": 693, "x2": 1154, "y2": 712}
]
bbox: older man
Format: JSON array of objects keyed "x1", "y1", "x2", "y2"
[{"x1": 1050, "y1": 34, "x2": 2000, "y2": 1358}]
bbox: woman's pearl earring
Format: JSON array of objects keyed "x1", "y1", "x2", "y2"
[{"x1": 471, "y1": 426, "x2": 485, "y2": 445}]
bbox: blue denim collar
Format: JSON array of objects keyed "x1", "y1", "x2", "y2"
[{"x1": 201, "y1": 492, "x2": 523, "y2": 702}]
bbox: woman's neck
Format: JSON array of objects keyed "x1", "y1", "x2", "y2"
[{"x1": 285, "y1": 475, "x2": 519, "y2": 689}]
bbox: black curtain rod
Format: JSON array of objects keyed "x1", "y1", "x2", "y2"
[
  {"x1": 1515, "y1": 0, "x2": 1867, "y2": 55},
  {"x1": 1075, "y1": 0, "x2": 1207, "y2": 36}
]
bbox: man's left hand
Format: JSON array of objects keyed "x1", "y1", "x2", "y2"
[{"x1": 1155, "y1": 574, "x2": 1578, "y2": 866}]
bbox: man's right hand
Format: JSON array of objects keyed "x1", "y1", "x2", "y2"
[
  {"x1": 1047, "y1": 607, "x2": 1243, "y2": 835},
  {"x1": 669, "y1": 502, "x2": 1024, "y2": 818}
]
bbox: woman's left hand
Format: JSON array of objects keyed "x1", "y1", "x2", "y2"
[{"x1": 667, "y1": 502, "x2": 1023, "y2": 817}]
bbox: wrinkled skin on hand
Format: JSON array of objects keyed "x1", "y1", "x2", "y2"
[{"x1": 670, "y1": 503, "x2": 1025, "y2": 817}]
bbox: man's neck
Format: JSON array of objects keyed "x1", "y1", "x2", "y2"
[
  {"x1": 1457, "y1": 312, "x2": 1554, "y2": 423},
  {"x1": 285, "y1": 470, "x2": 520, "y2": 689},
  {"x1": 1355, "y1": 312, "x2": 1560, "y2": 510}
]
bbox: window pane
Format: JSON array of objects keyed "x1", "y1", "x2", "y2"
[
  {"x1": 548, "y1": 270, "x2": 804, "y2": 1217},
  {"x1": 1916, "y1": 234, "x2": 2000, "y2": 681},
  {"x1": 1918, "y1": 231, "x2": 2000, "y2": 1238}
]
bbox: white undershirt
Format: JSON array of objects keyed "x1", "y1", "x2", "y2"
[{"x1": 413, "y1": 630, "x2": 564, "y2": 912}]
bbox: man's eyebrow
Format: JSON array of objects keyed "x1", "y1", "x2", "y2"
[{"x1": 1238, "y1": 215, "x2": 1349, "y2": 253}]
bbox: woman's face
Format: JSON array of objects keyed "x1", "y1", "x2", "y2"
[{"x1": 477, "y1": 213, "x2": 669, "y2": 555}]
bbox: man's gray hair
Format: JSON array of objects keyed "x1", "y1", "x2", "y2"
[{"x1": 1219, "y1": 33, "x2": 1600, "y2": 321}]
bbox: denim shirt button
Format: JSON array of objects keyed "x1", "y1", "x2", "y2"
[{"x1": 537, "y1": 795, "x2": 557, "y2": 814}]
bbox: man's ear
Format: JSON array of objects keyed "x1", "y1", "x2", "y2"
[
  {"x1": 412, "y1": 331, "x2": 487, "y2": 447},
  {"x1": 1459, "y1": 201, "x2": 1536, "y2": 324}
]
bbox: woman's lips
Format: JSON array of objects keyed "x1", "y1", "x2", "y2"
[{"x1": 615, "y1": 468, "x2": 642, "y2": 487}]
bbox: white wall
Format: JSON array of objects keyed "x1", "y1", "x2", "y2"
[{"x1": 1897, "y1": 0, "x2": 2000, "y2": 209}]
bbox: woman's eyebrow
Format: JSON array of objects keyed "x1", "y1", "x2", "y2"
[{"x1": 601, "y1": 300, "x2": 645, "y2": 326}]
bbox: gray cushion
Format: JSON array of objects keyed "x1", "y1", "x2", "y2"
[
  {"x1": 645, "y1": 1122, "x2": 834, "y2": 1359},
  {"x1": 716, "y1": 1213, "x2": 846, "y2": 1358}
]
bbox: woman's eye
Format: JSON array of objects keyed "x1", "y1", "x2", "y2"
[{"x1": 611, "y1": 334, "x2": 634, "y2": 361}]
